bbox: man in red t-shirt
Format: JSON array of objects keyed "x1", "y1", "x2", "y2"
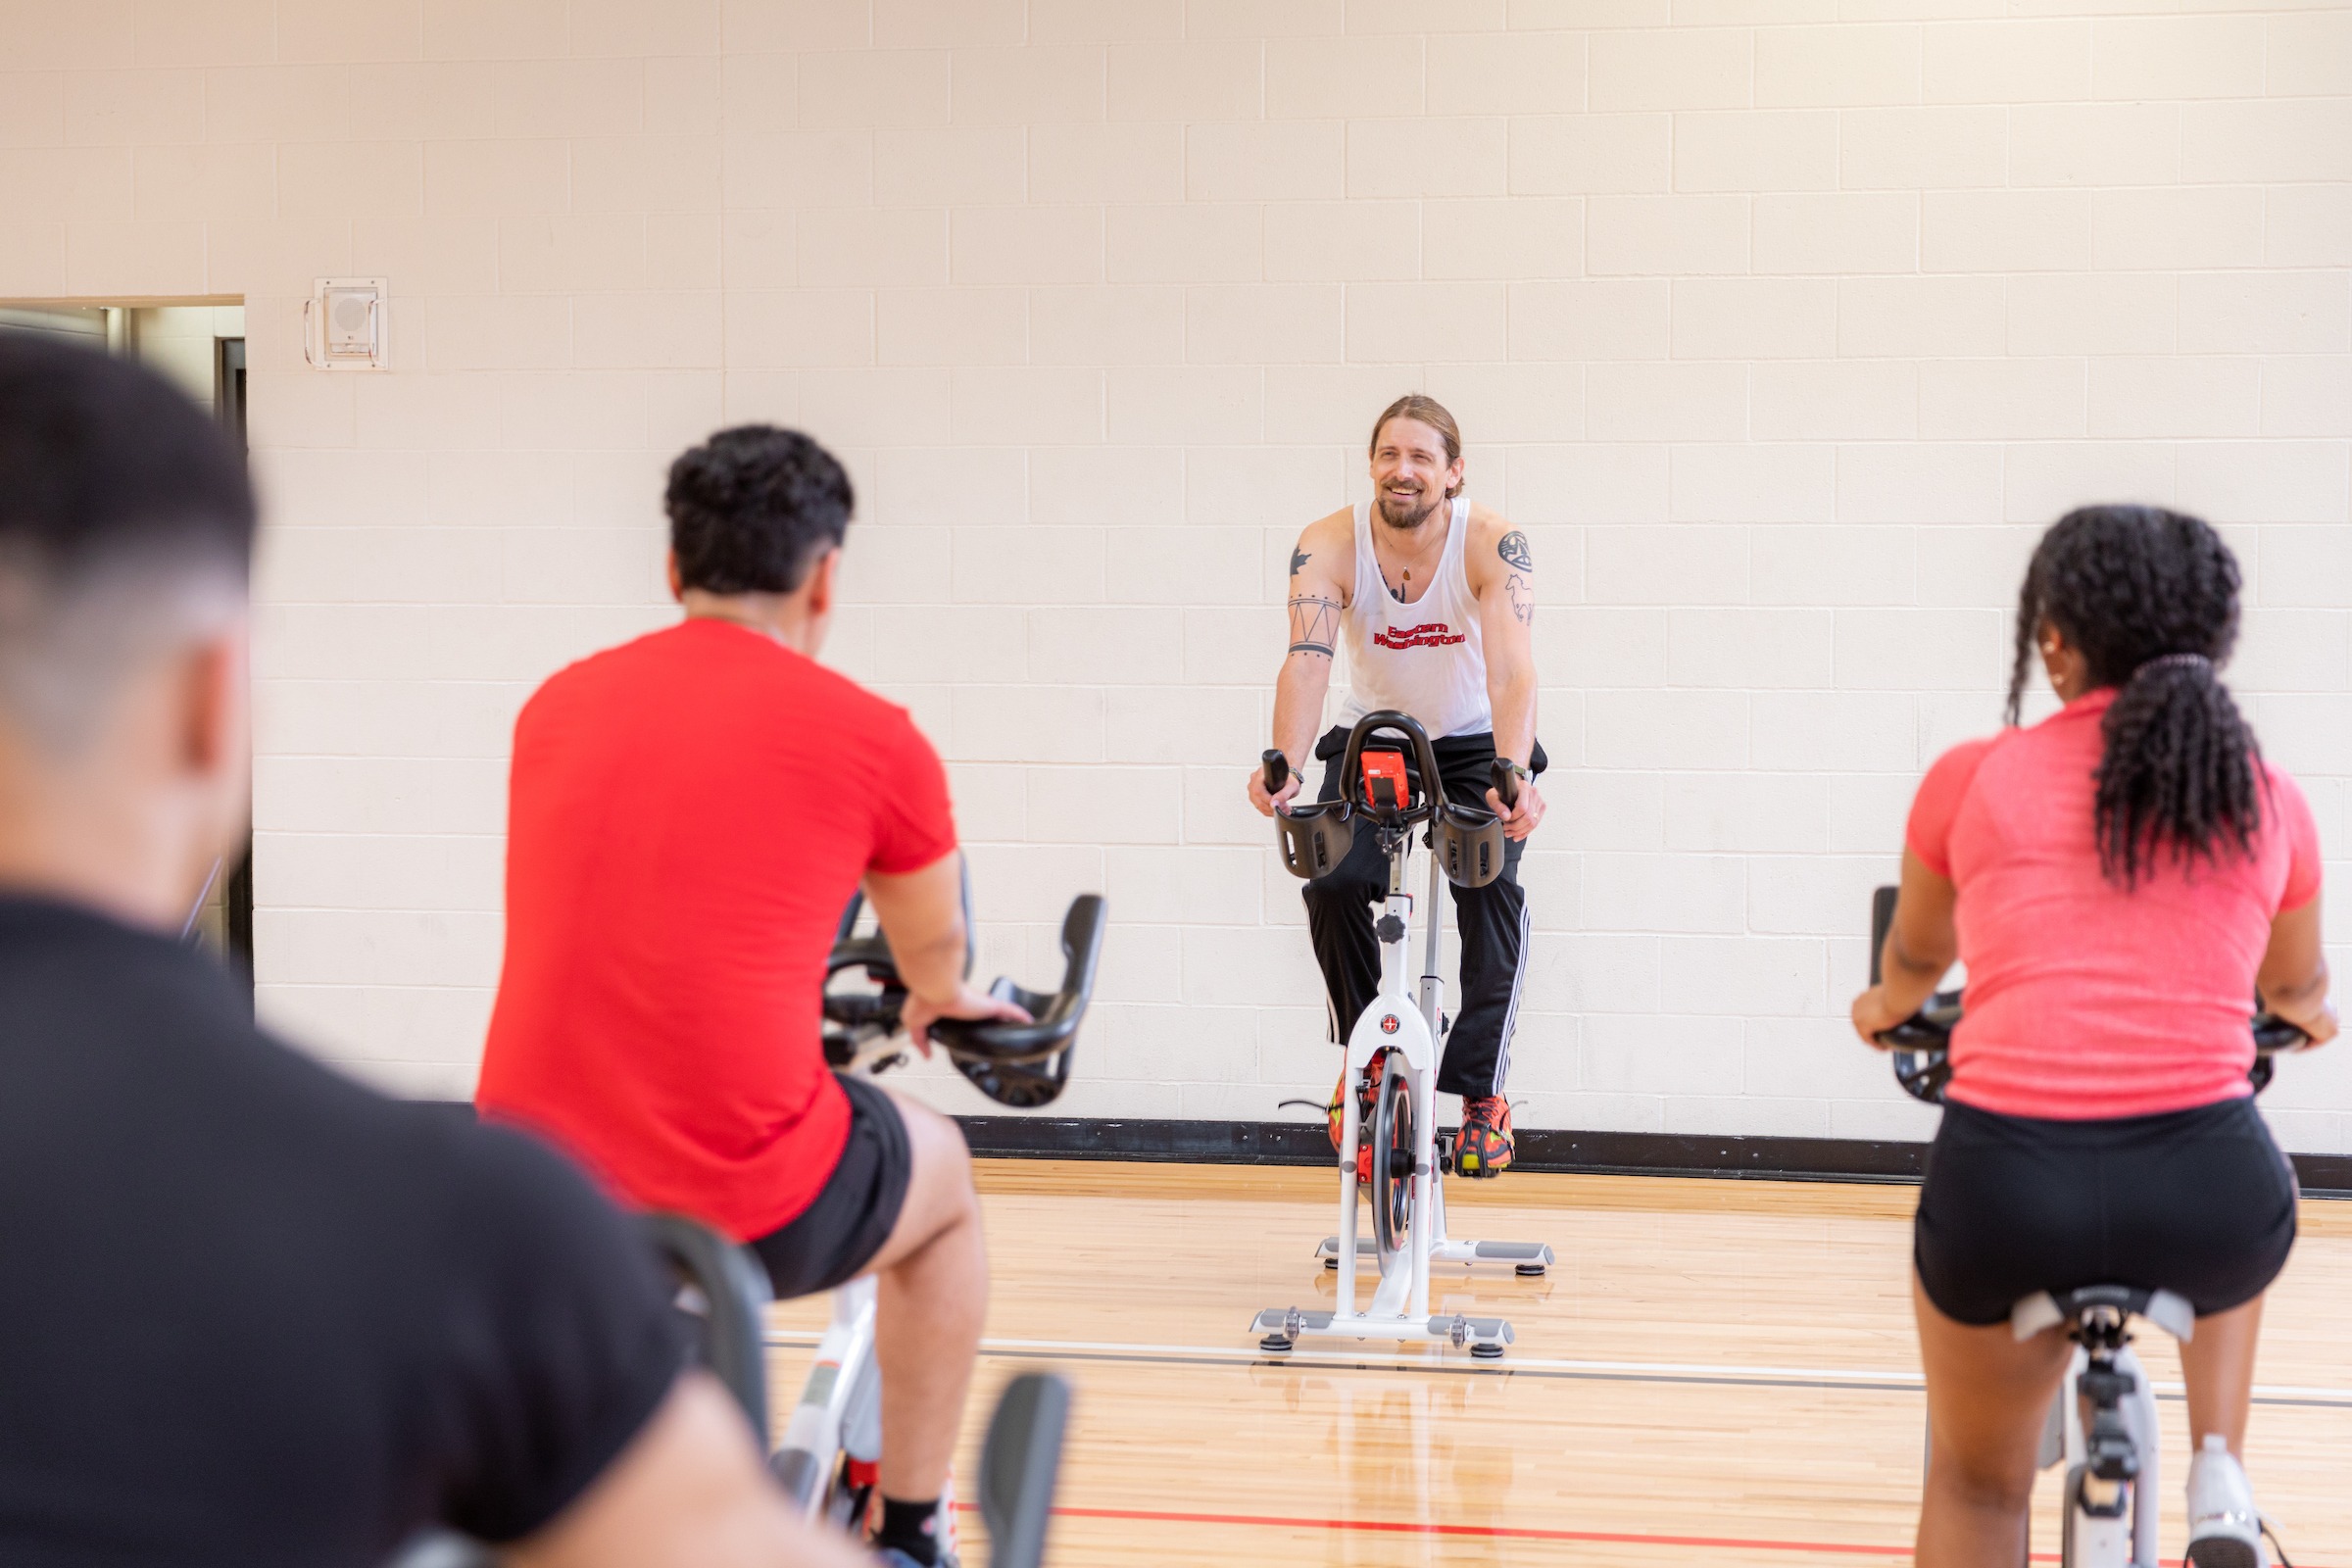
[{"x1": 478, "y1": 425, "x2": 1022, "y2": 1568}]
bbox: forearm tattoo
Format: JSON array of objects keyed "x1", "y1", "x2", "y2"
[{"x1": 1290, "y1": 594, "x2": 1340, "y2": 657}]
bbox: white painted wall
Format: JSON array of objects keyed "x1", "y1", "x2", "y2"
[{"x1": 2, "y1": 0, "x2": 2347, "y2": 1148}]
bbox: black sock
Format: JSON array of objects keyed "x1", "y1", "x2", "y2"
[{"x1": 874, "y1": 1494, "x2": 942, "y2": 1566}]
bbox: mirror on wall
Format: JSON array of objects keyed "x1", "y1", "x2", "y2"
[{"x1": 0, "y1": 299, "x2": 254, "y2": 991}]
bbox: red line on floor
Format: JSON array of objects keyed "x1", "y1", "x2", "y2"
[
  {"x1": 955, "y1": 1499, "x2": 1915, "y2": 1555},
  {"x1": 955, "y1": 1504, "x2": 2332, "y2": 1560},
  {"x1": 956, "y1": 1502, "x2": 2336, "y2": 1566}
]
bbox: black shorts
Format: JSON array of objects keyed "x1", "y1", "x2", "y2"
[
  {"x1": 1915, "y1": 1095, "x2": 2298, "y2": 1327},
  {"x1": 747, "y1": 1073, "x2": 912, "y2": 1300}
]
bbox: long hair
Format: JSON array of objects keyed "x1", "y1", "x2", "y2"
[
  {"x1": 1368, "y1": 394, "x2": 1464, "y2": 500},
  {"x1": 2003, "y1": 506, "x2": 2262, "y2": 888}
]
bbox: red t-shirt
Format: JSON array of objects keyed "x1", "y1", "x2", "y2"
[
  {"x1": 477, "y1": 618, "x2": 957, "y2": 1240},
  {"x1": 1905, "y1": 687, "x2": 2322, "y2": 1121}
]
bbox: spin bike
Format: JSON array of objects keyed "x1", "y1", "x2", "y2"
[
  {"x1": 1869, "y1": 886, "x2": 2307, "y2": 1568},
  {"x1": 1250, "y1": 710, "x2": 1554, "y2": 1361},
  {"x1": 385, "y1": 890, "x2": 1101, "y2": 1568},
  {"x1": 646, "y1": 1211, "x2": 1073, "y2": 1568},
  {"x1": 766, "y1": 885, "x2": 1104, "y2": 1541}
]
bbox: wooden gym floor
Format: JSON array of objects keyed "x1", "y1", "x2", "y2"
[{"x1": 765, "y1": 1161, "x2": 2352, "y2": 1566}]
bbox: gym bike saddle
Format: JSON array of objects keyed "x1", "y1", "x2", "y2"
[{"x1": 2011, "y1": 1283, "x2": 2196, "y2": 1344}]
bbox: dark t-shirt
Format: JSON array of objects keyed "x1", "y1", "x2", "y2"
[{"x1": 0, "y1": 897, "x2": 684, "y2": 1566}]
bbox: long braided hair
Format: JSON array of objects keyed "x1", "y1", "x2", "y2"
[{"x1": 2004, "y1": 506, "x2": 2263, "y2": 888}]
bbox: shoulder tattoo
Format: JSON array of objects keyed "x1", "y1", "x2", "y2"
[
  {"x1": 1290, "y1": 547, "x2": 1310, "y2": 577},
  {"x1": 1505, "y1": 573, "x2": 1534, "y2": 628},
  {"x1": 1497, "y1": 529, "x2": 1533, "y2": 572}
]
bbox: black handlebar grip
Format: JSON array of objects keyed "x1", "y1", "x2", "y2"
[
  {"x1": 1261, "y1": 749, "x2": 1289, "y2": 795},
  {"x1": 1490, "y1": 758, "x2": 1519, "y2": 809},
  {"x1": 1869, "y1": 886, "x2": 1897, "y2": 986},
  {"x1": 2252, "y1": 1013, "x2": 2310, "y2": 1054}
]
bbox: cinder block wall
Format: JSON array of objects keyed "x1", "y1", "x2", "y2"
[{"x1": 3, "y1": 1, "x2": 2346, "y2": 1148}]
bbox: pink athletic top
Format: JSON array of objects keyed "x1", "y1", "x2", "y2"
[{"x1": 1906, "y1": 687, "x2": 2323, "y2": 1121}]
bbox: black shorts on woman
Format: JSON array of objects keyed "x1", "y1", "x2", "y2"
[{"x1": 1915, "y1": 1091, "x2": 2298, "y2": 1327}]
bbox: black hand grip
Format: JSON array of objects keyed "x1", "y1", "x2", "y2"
[
  {"x1": 1490, "y1": 758, "x2": 1519, "y2": 809},
  {"x1": 1262, "y1": 749, "x2": 1289, "y2": 795},
  {"x1": 2253, "y1": 1013, "x2": 2309, "y2": 1055},
  {"x1": 1870, "y1": 885, "x2": 1896, "y2": 986}
]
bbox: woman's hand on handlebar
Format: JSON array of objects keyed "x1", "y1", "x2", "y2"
[
  {"x1": 1483, "y1": 777, "x2": 1544, "y2": 841},
  {"x1": 900, "y1": 982, "x2": 1032, "y2": 1056},
  {"x1": 1850, "y1": 984, "x2": 1911, "y2": 1051},
  {"x1": 1247, "y1": 763, "x2": 1301, "y2": 817},
  {"x1": 2280, "y1": 997, "x2": 2339, "y2": 1049}
]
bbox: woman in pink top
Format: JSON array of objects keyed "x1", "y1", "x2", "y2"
[{"x1": 1852, "y1": 507, "x2": 2334, "y2": 1568}]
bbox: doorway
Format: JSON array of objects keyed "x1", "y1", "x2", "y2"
[{"x1": 0, "y1": 300, "x2": 254, "y2": 987}]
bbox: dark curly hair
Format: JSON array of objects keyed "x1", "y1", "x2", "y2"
[
  {"x1": 2004, "y1": 505, "x2": 2261, "y2": 888},
  {"x1": 665, "y1": 424, "x2": 854, "y2": 596}
]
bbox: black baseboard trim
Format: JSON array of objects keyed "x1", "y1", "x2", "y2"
[
  {"x1": 417, "y1": 1103, "x2": 2352, "y2": 1197},
  {"x1": 956, "y1": 1116, "x2": 2352, "y2": 1198},
  {"x1": 955, "y1": 1117, "x2": 1927, "y2": 1184}
]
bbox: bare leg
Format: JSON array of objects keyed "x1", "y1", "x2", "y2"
[
  {"x1": 1913, "y1": 1271, "x2": 2074, "y2": 1568},
  {"x1": 862, "y1": 1089, "x2": 988, "y2": 1502},
  {"x1": 2180, "y1": 1294, "x2": 2265, "y2": 1458}
]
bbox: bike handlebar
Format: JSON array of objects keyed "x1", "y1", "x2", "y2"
[
  {"x1": 1490, "y1": 758, "x2": 1519, "y2": 810},
  {"x1": 1261, "y1": 749, "x2": 1289, "y2": 796},
  {"x1": 1338, "y1": 710, "x2": 1446, "y2": 824},
  {"x1": 1868, "y1": 884, "x2": 2308, "y2": 1104}
]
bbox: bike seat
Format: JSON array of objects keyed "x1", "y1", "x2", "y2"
[
  {"x1": 2011, "y1": 1284, "x2": 2195, "y2": 1344},
  {"x1": 933, "y1": 894, "x2": 1105, "y2": 1107}
]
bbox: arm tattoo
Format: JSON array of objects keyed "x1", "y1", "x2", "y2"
[
  {"x1": 1289, "y1": 594, "x2": 1341, "y2": 657},
  {"x1": 1505, "y1": 573, "x2": 1534, "y2": 627},
  {"x1": 1497, "y1": 529, "x2": 1533, "y2": 571},
  {"x1": 1290, "y1": 547, "x2": 1310, "y2": 576}
]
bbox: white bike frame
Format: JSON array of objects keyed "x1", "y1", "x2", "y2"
[
  {"x1": 766, "y1": 1038, "x2": 943, "y2": 1545},
  {"x1": 1251, "y1": 826, "x2": 1551, "y2": 1358},
  {"x1": 772, "y1": 1273, "x2": 885, "y2": 1526},
  {"x1": 2011, "y1": 1290, "x2": 2191, "y2": 1568}
]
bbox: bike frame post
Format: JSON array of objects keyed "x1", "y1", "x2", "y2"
[{"x1": 773, "y1": 1276, "x2": 880, "y2": 1518}]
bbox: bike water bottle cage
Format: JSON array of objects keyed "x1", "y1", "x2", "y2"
[
  {"x1": 1273, "y1": 799, "x2": 1354, "y2": 880},
  {"x1": 1431, "y1": 800, "x2": 1507, "y2": 889}
]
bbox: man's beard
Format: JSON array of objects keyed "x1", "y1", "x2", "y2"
[{"x1": 1375, "y1": 487, "x2": 1444, "y2": 530}]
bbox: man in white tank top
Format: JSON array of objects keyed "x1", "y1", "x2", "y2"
[{"x1": 1245, "y1": 396, "x2": 1545, "y2": 1177}]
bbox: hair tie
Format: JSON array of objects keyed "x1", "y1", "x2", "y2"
[{"x1": 2134, "y1": 652, "x2": 2211, "y2": 679}]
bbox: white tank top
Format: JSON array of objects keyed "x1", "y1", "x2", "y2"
[{"x1": 1335, "y1": 498, "x2": 1492, "y2": 740}]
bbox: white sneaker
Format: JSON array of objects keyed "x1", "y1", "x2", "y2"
[{"x1": 2185, "y1": 1434, "x2": 2269, "y2": 1568}]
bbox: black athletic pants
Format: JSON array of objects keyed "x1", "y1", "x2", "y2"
[{"x1": 1301, "y1": 725, "x2": 1541, "y2": 1100}]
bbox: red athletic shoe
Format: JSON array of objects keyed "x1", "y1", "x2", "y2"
[
  {"x1": 1455, "y1": 1096, "x2": 1514, "y2": 1178},
  {"x1": 1328, "y1": 1056, "x2": 1383, "y2": 1184}
]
